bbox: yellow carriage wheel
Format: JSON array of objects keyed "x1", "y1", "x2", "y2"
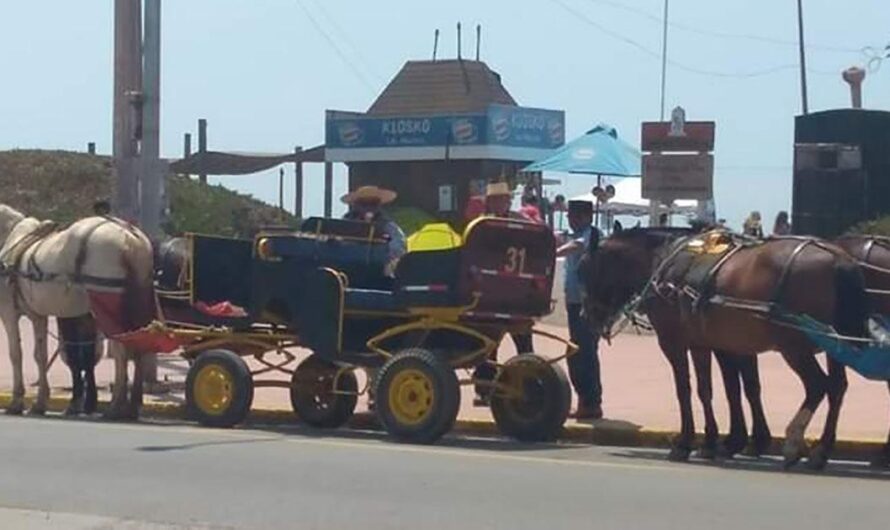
[
  {"x1": 387, "y1": 369, "x2": 435, "y2": 426},
  {"x1": 186, "y1": 349, "x2": 254, "y2": 428},
  {"x1": 193, "y1": 363, "x2": 234, "y2": 416},
  {"x1": 374, "y1": 348, "x2": 460, "y2": 444}
]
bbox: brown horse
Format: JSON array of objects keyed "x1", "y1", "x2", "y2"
[
  {"x1": 579, "y1": 228, "x2": 869, "y2": 469},
  {"x1": 834, "y1": 235, "x2": 890, "y2": 467}
]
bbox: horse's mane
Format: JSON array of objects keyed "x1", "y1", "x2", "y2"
[{"x1": 608, "y1": 226, "x2": 697, "y2": 249}]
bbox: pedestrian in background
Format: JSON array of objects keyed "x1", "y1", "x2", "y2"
[
  {"x1": 772, "y1": 211, "x2": 791, "y2": 236},
  {"x1": 743, "y1": 211, "x2": 764, "y2": 238},
  {"x1": 557, "y1": 199, "x2": 603, "y2": 419}
]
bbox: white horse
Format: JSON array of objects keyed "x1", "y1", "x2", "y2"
[{"x1": 0, "y1": 204, "x2": 156, "y2": 419}]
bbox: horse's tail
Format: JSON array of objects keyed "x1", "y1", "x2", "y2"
[{"x1": 834, "y1": 260, "x2": 869, "y2": 339}]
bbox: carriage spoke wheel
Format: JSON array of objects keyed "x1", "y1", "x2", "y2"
[
  {"x1": 290, "y1": 355, "x2": 358, "y2": 429},
  {"x1": 374, "y1": 348, "x2": 460, "y2": 444},
  {"x1": 490, "y1": 354, "x2": 571, "y2": 442},
  {"x1": 186, "y1": 350, "x2": 253, "y2": 428}
]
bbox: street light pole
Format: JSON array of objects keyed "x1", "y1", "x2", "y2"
[{"x1": 796, "y1": 0, "x2": 809, "y2": 114}]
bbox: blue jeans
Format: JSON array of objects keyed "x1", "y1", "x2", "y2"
[{"x1": 566, "y1": 303, "x2": 602, "y2": 407}]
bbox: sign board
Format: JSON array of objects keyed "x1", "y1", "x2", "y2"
[
  {"x1": 325, "y1": 105, "x2": 564, "y2": 150},
  {"x1": 642, "y1": 154, "x2": 714, "y2": 200},
  {"x1": 641, "y1": 106, "x2": 715, "y2": 202},
  {"x1": 641, "y1": 107, "x2": 715, "y2": 153}
]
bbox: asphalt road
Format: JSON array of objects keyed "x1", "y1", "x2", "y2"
[{"x1": 0, "y1": 416, "x2": 887, "y2": 530}]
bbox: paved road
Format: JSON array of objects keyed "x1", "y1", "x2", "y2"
[{"x1": 0, "y1": 416, "x2": 887, "y2": 530}]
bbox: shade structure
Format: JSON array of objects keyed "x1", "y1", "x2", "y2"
[
  {"x1": 571, "y1": 178, "x2": 697, "y2": 217},
  {"x1": 523, "y1": 124, "x2": 641, "y2": 177}
]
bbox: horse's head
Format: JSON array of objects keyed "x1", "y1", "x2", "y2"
[
  {"x1": 579, "y1": 227, "x2": 694, "y2": 338},
  {"x1": 154, "y1": 236, "x2": 190, "y2": 291},
  {"x1": 0, "y1": 204, "x2": 26, "y2": 244}
]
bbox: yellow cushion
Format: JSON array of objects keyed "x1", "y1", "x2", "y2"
[{"x1": 407, "y1": 223, "x2": 463, "y2": 252}]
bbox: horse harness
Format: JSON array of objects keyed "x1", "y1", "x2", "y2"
[
  {"x1": 645, "y1": 232, "x2": 844, "y2": 321},
  {"x1": 0, "y1": 217, "x2": 139, "y2": 312}
]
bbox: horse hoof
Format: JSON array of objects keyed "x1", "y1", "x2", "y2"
[
  {"x1": 806, "y1": 446, "x2": 829, "y2": 471},
  {"x1": 5, "y1": 403, "x2": 24, "y2": 416},
  {"x1": 668, "y1": 446, "x2": 691, "y2": 462},
  {"x1": 696, "y1": 447, "x2": 717, "y2": 461},
  {"x1": 869, "y1": 453, "x2": 890, "y2": 469}
]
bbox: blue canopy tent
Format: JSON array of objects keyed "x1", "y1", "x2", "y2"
[
  {"x1": 523, "y1": 124, "x2": 641, "y2": 227},
  {"x1": 523, "y1": 124, "x2": 641, "y2": 176}
]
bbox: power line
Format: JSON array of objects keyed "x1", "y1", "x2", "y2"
[
  {"x1": 551, "y1": 0, "x2": 839, "y2": 79},
  {"x1": 580, "y1": 0, "x2": 861, "y2": 53},
  {"x1": 296, "y1": 0, "x2": 376, "y2": 94},
  {"x1": 305, "y1": 0, "x2": 383, "y2": 84}
]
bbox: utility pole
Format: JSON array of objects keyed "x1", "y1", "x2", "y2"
[
  {"x1": 796, "y1": 0, "x2": 809, "y2": 114},
  {"x1": 141, "y1": 0, "x2": 162, "y2": 385},
  {"x1": 141, "y1": 0, "x2": 162, "y2": 239},
  {"x1": 659, "y1": 0, "x2": 669, "y2": 121},
  {"x1": 113, "y1": 0, "x2": 142, "y2": 221}
]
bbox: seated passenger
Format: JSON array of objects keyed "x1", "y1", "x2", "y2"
[
  {"x1": 483, "y1": 182, "x2": 529, "y2": 221},
  {"x1": 341, "y1": 185, "x2": 406, "y2": 277}
]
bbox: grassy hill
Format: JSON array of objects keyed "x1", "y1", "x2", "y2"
[{"x1": 0, "y1": 149, "x2": 297, "y2": 238}]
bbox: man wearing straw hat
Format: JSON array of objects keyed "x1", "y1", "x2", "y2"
[
  {"x1": 341, "y1": 185, "x2": 407, "y2": 277},
  {"x1": 471, "y1": 181, "x2": 536, "y2": 405}
]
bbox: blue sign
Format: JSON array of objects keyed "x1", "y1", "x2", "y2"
[
  {"x1": 486, "y1": 104, "x2": 565, "y2": 149},
  {"x1": 325, "y1": 105, "x2": 564, "y2": 150}
]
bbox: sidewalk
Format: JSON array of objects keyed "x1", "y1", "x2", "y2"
[{"x1": 2, "y1": 318, "x2": 888, "y2": 442}]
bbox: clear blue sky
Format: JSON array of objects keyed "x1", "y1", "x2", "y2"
[{"x1": 1, "y1": 0, "x2": 888, "y2": 228}]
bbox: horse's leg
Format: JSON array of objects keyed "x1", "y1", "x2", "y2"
[
  {"x1": 808, "y1": 358, "x2": 848, "y2": 470},
  {"x1": 2, "y1": 311, "x2": 25, "y2": 415},
  {"x1": 714, "y1": 351, "x2": 747, "y2": 457},
  {"x1": 872, "y1": 382, "x2": 890, "y2": 468},
  {"x1": 84, "y1": 358, "x2": 98, "y2": 415},
  {"x1": 104, "y1": 340, "x2": 130, "y2": 420},
  {"x1": 127, "y1": 349, "x2": 144, "y2": 420},
  {"x1": 779, "y1": 351, "x2": 827, "y2": 469},
  {"x1": 28, "y1": 315, "x2": 49, "y2": 416},
  {"x1": 739, "y1": 356, "x2": 772, "y2": 457},
  {"x1": 660, "y1": 340, "x2": 694, "y2": 462},
  {"x1": 690, "y1": 348, "x2": 717, "y2": 460},
  {"x1": 64, "y1": 357, "x2": 84, "y2": 416}
]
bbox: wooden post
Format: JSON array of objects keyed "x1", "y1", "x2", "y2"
[
  {"x1": 87, "y1": 142, "x2": 96, "y2": 155},
  {"x1": 183, "y1": 133, "x2": 192, "y2": 158},
  {"x1": 294, "y1": 146, "x2": 303, "y2": 219},
  {"x1": 198, "y1": 118, "x2": 207, "y2": 184},
  {"x1": 324, "y1": 162, "x2": 333, "y2": 218}
]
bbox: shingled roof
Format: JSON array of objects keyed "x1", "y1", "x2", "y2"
[{"x1": 367, "y1": 60, "x2": 517, "y2": 116}]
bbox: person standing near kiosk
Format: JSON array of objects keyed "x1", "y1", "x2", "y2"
[{"x1": 557, "y1": 199, "x2": 603, "y2": 419}]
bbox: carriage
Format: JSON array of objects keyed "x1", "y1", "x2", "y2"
[{"x1": 127, "y1": 216, "x2": 575, "y2": 444}]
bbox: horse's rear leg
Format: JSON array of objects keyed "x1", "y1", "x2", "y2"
[
  {"x1": 714, "y1": 351, "x2": 748, "y2": 457},
  {"x1": 872, "y1": 382, "x2": 890, "y2": 468},
  {"x1": 3, "y1": 311, "x2": 25, "y2": 415},
  {"x1": 807, "y1": 358, "x2": 848, "y2": 470},
  {"x1": 690, "y1": 348, "x2": 717, "y2": 459},
  {"x1": 779, "y1": 351, "x2": 827, "y2": 469},
  {"x1": 660, "y1": 340, "x2": 695, "y2": 462},
  {"x1": 739, "y1": 356, "x2": 772, "y2": 457},
  {"x1": 28, "y1": 316, "x2": 49, "y2": 416},
  {"x1": 84, "y1": 363, "x2": 98, "y2": 415}
]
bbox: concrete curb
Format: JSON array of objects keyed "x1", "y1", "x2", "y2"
[{"x1": 0, "y1": 393, "x2": 883, "y2": 462}]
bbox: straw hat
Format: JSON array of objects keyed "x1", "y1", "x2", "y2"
[
  {"x1": 485, "y1": 182, "x2": 512, "y2": 198},
  {"x1": 341, "y1": 185, "x2": 397, "y2": 205}
]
